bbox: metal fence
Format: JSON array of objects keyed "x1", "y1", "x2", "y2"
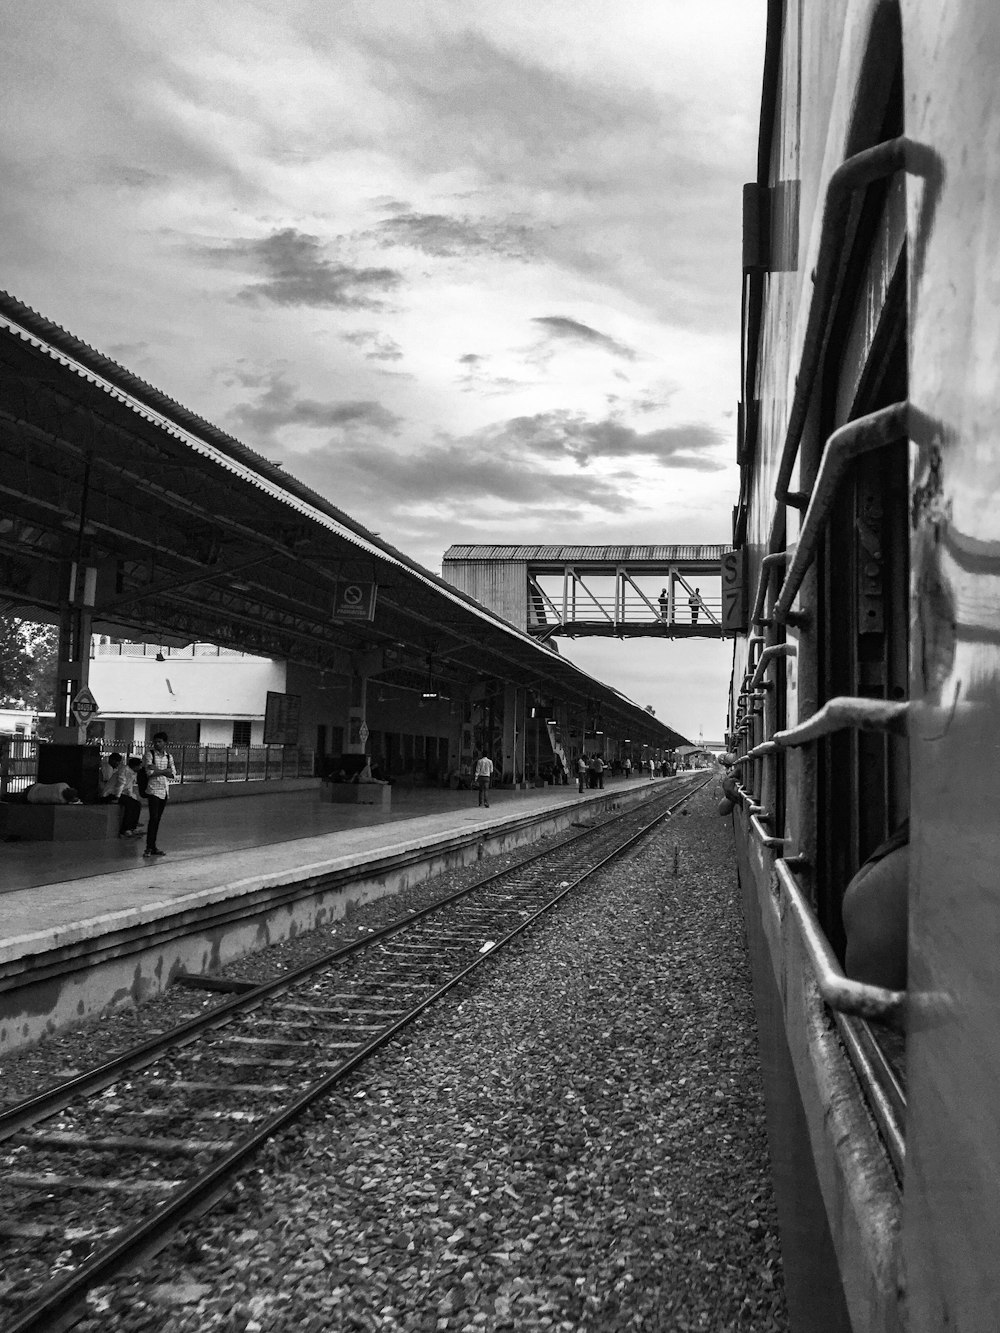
[
  {"x1": 0, "y1": 737, "x2": 315, "y2": 799},
  {"x1": 0, "y1": 736, "x2": 38, "y2": 797}
]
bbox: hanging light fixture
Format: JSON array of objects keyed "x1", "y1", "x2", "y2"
[{"x1": 422, "y1": 649, "x2": 439, "y2": 699}]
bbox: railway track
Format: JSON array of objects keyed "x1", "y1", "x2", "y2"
[{"x1": 0, "y1": 777, "x2": 707, "y2": 1331}]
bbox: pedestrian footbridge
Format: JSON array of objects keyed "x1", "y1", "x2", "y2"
[{"x1": 443, "y1": 545, "x2": 743, "y2": 640}]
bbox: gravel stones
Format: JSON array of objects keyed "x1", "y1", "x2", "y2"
[{"x1": 24, "y1": 785, "x2": 789, "y2": 1330}]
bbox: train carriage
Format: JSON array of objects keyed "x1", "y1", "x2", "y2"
[{"x1": 730, "y1": 2, "x2": 1000, "y2": 1329}]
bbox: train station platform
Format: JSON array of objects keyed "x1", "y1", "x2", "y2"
[{"x1": 0, "y1": 775, "x2": 674, "y2": 1052}]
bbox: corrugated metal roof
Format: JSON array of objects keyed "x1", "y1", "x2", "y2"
[{"x1": 444, "y1": 545, "x2": 731, "y2": 563}]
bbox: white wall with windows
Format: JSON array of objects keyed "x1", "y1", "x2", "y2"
[{"x1": 88, "y1": 641, "x2": 285, "y2": 746}]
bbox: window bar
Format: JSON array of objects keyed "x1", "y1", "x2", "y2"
[
  {"x1": 750, "y1": 554, "x2": 788, "y2": 629},
  {"x1": 774, "y1": 858, "x2": 905, "y2": 1022},
  {"x1": 773, "y1": 403, "x2": 909, "y2": 623},
  {"x1": 772, "y1": 137, "x2": 913, "y2": 508},
  {"x1": 750, "y1": 814, "x2": 785, "y2": 849},
  {"x1": 832, "y1": 1010, "x2": 906, "y2": 1178},
  {"x1": 749, "y1": 642, "x2": 795, "y2": 692},
  {"x1": 771, "y1": 697, "x2": 909, "y2": 747}
]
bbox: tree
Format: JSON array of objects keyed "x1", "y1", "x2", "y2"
[{"x1": 0, "y1": 617, "x2": 58, "y2": 710}]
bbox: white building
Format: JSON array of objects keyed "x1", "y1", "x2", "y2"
[{"x1": 88, "y1": 641, "x2": 286, "y2": 748}]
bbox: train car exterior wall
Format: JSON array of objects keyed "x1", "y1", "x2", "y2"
[
  {"x1": 901, "y1": 4, "x2": 1000, "y2": 1328},
  {"x1": 731, "y1": 2, "x2": 1000, "y2": 1331}
]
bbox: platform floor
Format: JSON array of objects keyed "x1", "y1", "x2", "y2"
[{"x1": 0, "y1": 776, "x2": 666, "y2": 962}]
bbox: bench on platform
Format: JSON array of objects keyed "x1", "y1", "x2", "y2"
[
  {"x1": 0, "y1": 801, "x2": 122, "y2": 841},
  {"x1": 319, "y1": 782, "x2": 391, "y2": 808}
]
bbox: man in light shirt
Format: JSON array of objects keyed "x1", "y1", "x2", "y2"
[{"x1": 474, "y1": 753, "x2": 494, "y2": 808}]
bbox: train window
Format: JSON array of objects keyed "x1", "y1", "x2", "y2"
[{"x1": 815, "y1": 219, "x2": 909, "y2": 959}]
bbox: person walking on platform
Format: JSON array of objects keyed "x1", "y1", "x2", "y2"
[
  {"x1": 115, "y1": 756, "x2": 143, "y2": 838},
  {"x1": 576, "y1": 755, "x2": 588, "y2": 794},
  {"x1": 474, "y1": 752, "x2": 494, "y2": 808},
  {"x1": 142, "y1": 731, "x2": 177, "y2": 858}
]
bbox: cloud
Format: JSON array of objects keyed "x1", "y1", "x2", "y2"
[
  {"x1": 370, "y1": 210, "x2": 534, "y2": 261},
  {"x1": 277, "y1": 404, "x2": 725, "y2": 536},
  {"x1": 107, "y1": 340, "x2": 151, "y2": 362},
  {"x1": 531, "y1": 316, "x2": 637, "y2": 361},
  {"x1": 308, "y1": 439, "x2": 639, "y2": 516},
  {"x1": 454, "y1": 352, "x2": 529, "y2": 397},
  {"x1": 227, "y1": 371, "x2": 402, "y2": 443},
  {"x1": 199, "y1": 228, "x2": 402, "y2": 309},
  {"x1": 340, "y1": 329, "x2": 405, "y2": 361},
  {"x1": 482, "y1": 411, "x2": 726, "y2": 470},
  {"x1": 355, "y1": 27, "x2": 659, "y2": 182}
]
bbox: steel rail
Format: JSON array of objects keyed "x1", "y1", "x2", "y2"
[
  {"x1": 0, "y1": 787, "x2": 689, "y2": 1142},
  {"x1": 3, "y1": 779, "x2": 709, "y2": 1333}
]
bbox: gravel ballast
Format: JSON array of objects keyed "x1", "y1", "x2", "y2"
[{"x1": 31, "y1": 784, "x2": 788, "y2": 1331}]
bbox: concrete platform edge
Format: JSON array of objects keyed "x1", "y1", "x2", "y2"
[{"x1": 0, "y1": 782, "x2": 656, "y2": 1052}]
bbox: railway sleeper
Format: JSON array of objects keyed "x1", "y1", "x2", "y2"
[
  {"x1": 5, "y1": 1172, "x2": 184, "y2": 1194},
  {"x1": 13, "y1": 1132, "x2": 233, "y2": 1155}
]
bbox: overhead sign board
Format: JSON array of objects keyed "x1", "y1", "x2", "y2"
[
  {"x1": 71, "y1": 685, "x2": 99, "y2": 725},
  {"x1": 334, "y1": 581, "x2": 377, "y2": 621},
  {"x1": 264, "y1": 690, "x2": 301, "y2": 746}
]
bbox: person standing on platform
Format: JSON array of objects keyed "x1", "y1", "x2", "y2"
[
  {"x1": 115, "y1": 756, "x2": 143, "y2": 838},
  {"x1": 576, "y1": 755, "x2": 588, "y2": 794},
  {"x1": 624, "y1": 756, "x2": 632, "y2": 779},
  {"x1": 142, "y1": 731, "x2": 177, "y2": 858},
  {"x1": 689, "y1": 588, "x2": 702, "y2": 624},
  {"x1": 658, "y1": 587, "x2": 669, "y2": 621},
  {"x1": 474, "y1": 752, "x2": 494, "y2": 808}
]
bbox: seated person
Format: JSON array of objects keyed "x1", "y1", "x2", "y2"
[
  {"x1": 99, "y1": 752, "x2": 123, "y2": 801},
  {"x1": 717, "y1": 755, "x2": 740, "y2": 815},
  {"x1": 25, "y1": 782, "x2": 82, "y2": 805},
  {"x1": 842, "y1": 820, "x2": 909, "y2": 991}
]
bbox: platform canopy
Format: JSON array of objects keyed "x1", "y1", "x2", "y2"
[{"x1": 0, "y1": 292, "x2": 688, "y2": 748}]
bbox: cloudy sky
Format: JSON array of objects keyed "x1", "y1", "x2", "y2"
[{"x1": 2, "y1": 0, "x2": 765, "y2": 740}]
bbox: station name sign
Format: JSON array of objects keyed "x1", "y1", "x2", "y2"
[
  {"x1": 333, "y1": 581, "x2": 378, "y2": 621},
  {"x1": 721, "y1": 549, "x2": 747, "y2": 633}
]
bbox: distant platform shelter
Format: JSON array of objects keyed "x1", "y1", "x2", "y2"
[{"x1": 442, "y1": 545, "x2": 741, "y2": 640}]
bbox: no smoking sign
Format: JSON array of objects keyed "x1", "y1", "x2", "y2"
[{"x1": 334, "y1": 581, "x2": 377, "y2": 621}]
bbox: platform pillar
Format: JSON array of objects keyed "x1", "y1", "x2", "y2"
[
  {"x1": 502, "y1": 683, "x2": 521, "y2": 786},
  {"x1": 345, "y1": 674, "x2": 367, "y2": 754},
  {"x1": 53, "y1": 561, "x2": 95, "y2": 745}
]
